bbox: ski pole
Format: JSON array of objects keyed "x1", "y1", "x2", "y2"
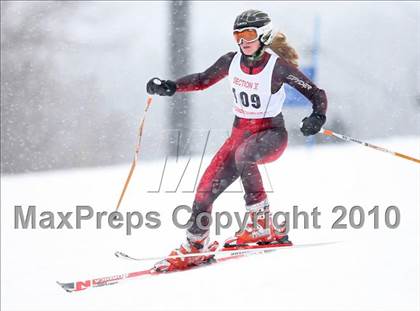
[
  {"x1": 320, "y1": 128, "x2": 420, "y2": 164},
  {"x1": 116, "y1": 95, "x2": 153, "y2": 210}
]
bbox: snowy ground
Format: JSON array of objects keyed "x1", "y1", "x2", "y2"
[{"x1": 1, "y1": 136, "x2": 419, "y2": 311}]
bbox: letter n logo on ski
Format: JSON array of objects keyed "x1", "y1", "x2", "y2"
[{"x1": 75, "y1": 280, "x2": 91, "y2": 291}]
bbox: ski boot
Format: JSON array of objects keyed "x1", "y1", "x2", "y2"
[
  {"x1": 224, "y1": 199, "x2": 291, "y2": 248},
  {"x1": 154, "y1": 235, "x2": 219, "y2": 272}
]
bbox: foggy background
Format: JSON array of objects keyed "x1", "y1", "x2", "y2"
[{"x1": 1, "y1": 1, "x2": 419, "y2": 174}]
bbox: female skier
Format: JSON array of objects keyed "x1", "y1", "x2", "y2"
[{"x1": 146, "y1": 9, "x2": 327, "y2": 272}]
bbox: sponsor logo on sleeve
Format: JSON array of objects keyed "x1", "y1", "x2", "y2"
[{"x1": 286, "y1": 74, "x2": 313, "y2": 90}]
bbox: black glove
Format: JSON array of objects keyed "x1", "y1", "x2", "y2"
[
  {"x1": 300, "y1": 112, "x2": 326, "y2": 136},
  {"x1": 146, "y1": 77, "x2": 176, "y2": 96}
]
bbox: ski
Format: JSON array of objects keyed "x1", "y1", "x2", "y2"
[
  {"x1": 57, "y1": 241, "x2": 337, "y2": 293},
  {"x1": 57, "y1": 252, "x2": 248, "y2": 293},
  {"x1": 114, "y1": 241, "x2": 339, "y2": 263},
  {"x1": 114, "y1": 241, "x2": 295, "y2": 262}
]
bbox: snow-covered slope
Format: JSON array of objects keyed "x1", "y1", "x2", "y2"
[{"x1": 1, "y1": 137, "x2": 419, "y2": 311}]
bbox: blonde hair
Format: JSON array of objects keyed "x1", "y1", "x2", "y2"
[{"x1": 269, "y1": 32, "x2": 299, "y2": 67}]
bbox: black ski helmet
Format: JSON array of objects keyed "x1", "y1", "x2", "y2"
[{"x1": 233, "y1": 9, "x2": 274, "y2": 45}]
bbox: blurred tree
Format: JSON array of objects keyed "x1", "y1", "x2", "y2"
[
  {"x1": 168, "y1": 1, "x2": 191, "y2": 157},
  {"x1": 1, "y1": 2, "x2": 132, "y2": 173}
]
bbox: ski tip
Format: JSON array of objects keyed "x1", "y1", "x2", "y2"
[
  {"x1": 115, "y1": 251, "x2": 129, "y2": 259},
  {"x1": 56, "y1": 281, "x2": 74, "y2": 293}
]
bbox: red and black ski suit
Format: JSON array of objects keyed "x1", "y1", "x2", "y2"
[{"x1": 175, "y1": 51, "x2": 328, "y2": 237}]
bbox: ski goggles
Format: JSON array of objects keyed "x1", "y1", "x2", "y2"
[{"x1": 233, "y1": 23, "x2": 273, "y2": 44}]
